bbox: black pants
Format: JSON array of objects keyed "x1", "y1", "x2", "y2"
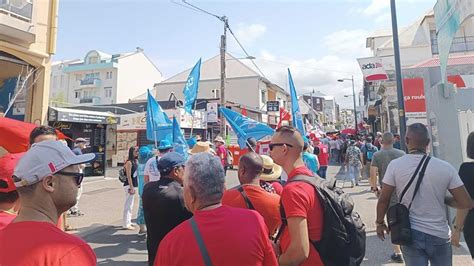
[{"x1": 464, "y1": 211, "x2": 474, "y2": 258}]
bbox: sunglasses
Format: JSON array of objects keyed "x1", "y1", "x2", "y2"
[
  {"x1": 269, "y1": 143, "x2": 293, "y2": 151},
  {"x1": 57, "y1": 171, "x2": 84, "y2": 186}
]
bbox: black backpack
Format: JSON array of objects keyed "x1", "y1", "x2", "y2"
[{"x1": 276, "y1": 175, "x2": 366, "y2": 266}]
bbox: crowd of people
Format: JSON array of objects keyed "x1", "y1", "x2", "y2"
[{"x1": 0, "y1": 123, "x2": 473, "y2": 266}]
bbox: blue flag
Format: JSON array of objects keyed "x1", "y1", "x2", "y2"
[
  {"x1": 146, "y1": 89, "x2": 172, "y2": 142},
  {"x1": 172, "y1": 117, "x2": 189, "y2": 160},
  {"x1": 219, "y1": 107, "x2": 275, "y2": 149},
  {"x1": 288, "y1": 69, "x2": 306, "y2": 136},
  {"x1": 183, "y1": 58, "x2": 202, "y2": 114}
]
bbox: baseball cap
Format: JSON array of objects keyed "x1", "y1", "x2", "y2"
[
  {"x1": 158, "y1": 139, "x2": 173, "y2": 150},
  {"x1": 157, "y1": 152, "x2": 185, "y2": 172},
  {"x1": 0, "y1": 153, "x2": 24, "y2": 193},
  {"x1": 13, "y1": 140, "x2": 96, "y2": 188}
]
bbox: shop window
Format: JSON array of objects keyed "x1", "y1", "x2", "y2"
[{"x1": 75, "y1": 91, "x2": 81, "y2": 99}]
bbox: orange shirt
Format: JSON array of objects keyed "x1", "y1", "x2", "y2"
[
  {"x1": 222, "y1": 185, "x2": 281, "y2": 235},
  {"x1": 0, "y1": 221, "x2": 96, "y2": 265}
]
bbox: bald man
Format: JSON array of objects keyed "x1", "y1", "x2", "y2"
[
  {"x1": 270, "y1": 126, "x2": 324, "y2": 266},
  {"x1": 222, "y1": 152, "x2": 281, "y2": 236},
  {"x1": 376, "y1": 123, "x2": 473, "y2": 265},
  {"x1": 370, "y1": 132, "x2": 405, "y2": 263}
]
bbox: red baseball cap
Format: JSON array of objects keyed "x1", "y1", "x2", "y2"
[{"x1": 0, "y1": 153, "x2": 24, "y2": 193}]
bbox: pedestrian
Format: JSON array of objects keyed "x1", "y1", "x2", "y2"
[
  {"x1": 0, "y1": 153, "x2": 22, "y2": 230},
  {"x1": 123, "y1": 146, "x2": 138, "y2": 230},
  {"x1": 312, "y1": 136, "x2": 329, "y2": 179},
  {"x1": 452, "y1": 132, "x2": 474, "y2": 257},
  {"x1": 144, "y1": 140, "x2": 173, "y2": 184},
  {"x1": 137, "y1": 146, "x2": 153, "y2": 236},
  {"x1": 361, "y1": 137, "x2": 378, "y2": 180},
  {"x1": 0, "y1": 140, "x2": 96, "y2": 265},
  {"x1": 270, "y1": 126, "x2": 324, "y2": 265},
  {"x1": 329, "y1": 137, "x2": 337, "y2": 163},
  {"x1": 155, "y1": 152, "x2": 277, "y2": 265},
  {"x1": 222, "y1": 152, "x2": 281, "y2": 236},
  {"x1": 374, "y1": 132, "x2": 383, "y2": 150},
  {"x1": 345, "y1": 140, "x2": 363, "y2": 187},
  {"x1": 142, "y1": 152, "x2": 192, "y2": 266},
  {"x1": 214, "y1": 136, "x2": 228, "y2": 174},
  {"x1": 69, "y1": 137, "x2": 87, "y2": 217},
  {"x1": 393, "y1": 134, "x2": 401, "y2": 150},
  {"x1": 259, "y1": 155, "x2": 284, "y2": 195},
  {"x1": 369, "y1": 132, "x2": 406, "y2": 263},
  {"x1": 303, "y1": 141, "x2": 319, "y2": 175},
  {"x1": 376, "y1": 123, "x2": 473, "y2": 266}
]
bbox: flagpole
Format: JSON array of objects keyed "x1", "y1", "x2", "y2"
[{"x1": 189, "y1": 100, "x2": 197, "y2": 137}]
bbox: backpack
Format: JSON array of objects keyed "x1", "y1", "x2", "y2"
[
  {"x1": 118, "y1": 166, "x2": 127, "y2": 183},
  {"x1": 276, "y1": 175, "x2": 366, "y2": 266},
  {"x1": 364, "y1": 144, "x2": 376, "y2": 161}
]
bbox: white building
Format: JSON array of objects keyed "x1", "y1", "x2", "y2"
[
  {"x1": 323, "y1": 96, "x2": 337, "y2": 129},
  {"x1": 133, "y1": 53, "x2": 290, "y2": 122},
  {"x1": 50, "y1": 49, "x2": 162, "y2": 106}
]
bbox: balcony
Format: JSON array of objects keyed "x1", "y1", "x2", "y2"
[
  {"x1": 0, "y1": 0, "x2": 34, "y2": 44},
  {"x1": 431, "y1": 36, "x2": 474, "y2": 55},
  {"x1": 79, "y1": 96, "x2": 101, "y2": 105},
  {"x1": 78, "y1": 78, "x2": 101, "y2": 88}
]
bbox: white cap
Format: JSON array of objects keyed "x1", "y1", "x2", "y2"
[{"x1": 13, "y1": 140, "x2": 96, "y2": 188}]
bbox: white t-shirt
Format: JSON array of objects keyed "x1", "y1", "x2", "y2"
[
  {"x1": 383, "y1": 154, "x2": 464, "y2": 239},
  {"x1": 144, "y1": 156, "x2": 161, "y2": 182}
]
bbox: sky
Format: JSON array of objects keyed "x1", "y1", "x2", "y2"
[{"x1": 54, "y1": 0, "x2": 436, "y2": 108}]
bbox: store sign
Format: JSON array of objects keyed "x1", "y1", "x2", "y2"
[
  {"x1": 49, "y1": 108, "x2": 120, "y2": 125},
  {"x1": 118, "y1": 112, "x2": 147, "y2": 130},
  {"x1": 207, "y1": 103, "x2": 218, "y2": 123},
  {"x1": 402, "y1": 78, "x2": 426, "y2": 118},
  {"x1": 357, "y1": 57, "x2": 389, "y2": 82},
  {"x1": 261, "y1": 114, "x2": 268, "y2": 123},
  {"x1": 267, "y1": 101, "x2": 280, "y2": 112}
]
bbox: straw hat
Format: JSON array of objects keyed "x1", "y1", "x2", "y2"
[
  {"x1": 260, "y1": 155, "x2": 282, "y2": 181},
  {"x1": 188, "y1": 141, "x2": 216, "y2": 155},
  {"x1": 214, "y1": 136, "x2": 225, "y2": 144}
]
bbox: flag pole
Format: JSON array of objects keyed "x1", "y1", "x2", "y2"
[{"x1": 189, "y1": 100, "x2": 197, "y2": 137}]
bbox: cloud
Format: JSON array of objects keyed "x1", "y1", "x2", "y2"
[
  {"x1": 374, "y1": 12, "x2": 391, "y2": 26},
  {"x1": 324, "y1": 29, "x2": 371, "y2": 57},
  {"x1": 233, "y1": 23, "x2": 266, "y2": 47},
  {"x1": 362, "y1": 0, "x2": 390, "y2": 16}
]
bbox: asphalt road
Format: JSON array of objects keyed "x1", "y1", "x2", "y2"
[{"x1": 70, "y1": 166, "x2": 472, "y2": 265}]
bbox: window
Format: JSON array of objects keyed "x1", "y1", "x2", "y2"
[
  {"x1": 84, "y1": 91, "x2": 89, "y2": 98},
  {"x1": 104, "y1": 87, "x2": 112, "y2": 98},
  {"x1": 75, "y1": 91, "x2": 81, "y2": 99},
  {"x1": 261, "y1": 90, "x2": 267, "y2": 103},
  {"x1": 88, "y1": 56, "x2": 98, "y2": 64},
  {"x1": 106, "y1": 71, "x2": 113, "y2": 79},
  {"x1": 85, "y1": 72, "x2": 100, "y2": 79}
]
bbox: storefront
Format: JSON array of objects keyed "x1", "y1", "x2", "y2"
[{"x1": 48, "y1": 107, "x2": 119, "y2": 177}]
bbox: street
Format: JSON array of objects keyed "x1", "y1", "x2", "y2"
[{"x1": 70, "y1": 166, "x2": 472, "y2": 265}]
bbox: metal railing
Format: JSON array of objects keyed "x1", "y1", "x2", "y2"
[
  {"x1": 431, "y1": 36, "x2": 474, "y2": 55},
  {"x1": 0, "y1": 0, "x2": 33, "y2": 22},
  {"x1": 80, "y1": 78, "x2": 101, "y2": 86}
]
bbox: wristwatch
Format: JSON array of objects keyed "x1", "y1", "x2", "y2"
[
  {"x1": 453, "y1": 224, "x2": 463, "y2": 232},
  {"x1": 375, "y1": 220, "x2": 386, "y2": 226}
]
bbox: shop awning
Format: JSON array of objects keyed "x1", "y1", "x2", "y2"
[{"x1": 48, "y1": 107, "x2": 120, "y2": 125}]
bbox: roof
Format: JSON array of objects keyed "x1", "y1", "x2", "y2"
[
  {"x1": 408, "y1": 54, "x2": 474, "y2": 69},
  {"x1": 158, "y1": 53, "x2": 260, "y2": 84},
  {"x1": 50, "y1": 107, "x2": 118, "y2": 117}
]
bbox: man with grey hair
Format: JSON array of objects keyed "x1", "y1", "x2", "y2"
[
  {"x1": 370, "y1": 132, "x2": 405, "y2": 263},
  {"x1": 156, "y1": 152, "x2": 277, "y2": 265},
  {"x1": 376, "y1": 123, "x2": 473, "y2": 265}
]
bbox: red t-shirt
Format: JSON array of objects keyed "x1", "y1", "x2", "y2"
[
  {"x1": 216, "y1": 145, "x2": 227, "y2": 167},
  {"x1": 155, "y1": 205, "x2": 277, "y2": 266},
  {"x1": 0, "y1": 221, "x2": 96, "y2": 265},
  {"x1": 280, "y1": 166, "x2": 324, "y2": 266},
  {"x1": 268, "y1": 181, "x2": 283, "y2": 195},
  {"x1": 316, "y1": 144, "x2": 329, "y2": 166},
  {"x1": 0, "y1": 211, "x2": 16, "y2": 230},
  {"x1": 222, "y1": 185, "x2": 281, "y2": 235}
]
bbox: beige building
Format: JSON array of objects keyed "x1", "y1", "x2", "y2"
[{"x1": 0, "y1": 0, "x2": 58, "y2": 124}]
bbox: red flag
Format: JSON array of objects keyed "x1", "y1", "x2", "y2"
[
  {"x1": 241, "y1": 107, "x2": 248, "y2": 116},
  {"x1": 277, "y1": 107, "x2": 291, "y2": 128},
  {"x1": 0, "y1": 117, "x2": 69, "y2": 153}
]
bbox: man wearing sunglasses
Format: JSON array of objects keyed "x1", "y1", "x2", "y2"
[
  {"x1": 0, "y1": 140, "x2": 97, "y2": 265},
  {"x1": 270, "y1": 126, "x2": 324, "y2": 266}
]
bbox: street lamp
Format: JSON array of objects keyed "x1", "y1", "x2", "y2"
[
  {"x1": 226, "y1": 56, "x2": 256, "y2": 61},
  {"x1": 338, "y1": 76, "x2": 358, "y2": 134}
]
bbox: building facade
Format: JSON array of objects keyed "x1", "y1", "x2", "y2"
[
  {"x1": 0, "y1": 0, "x2": 58, "y2": 123},
  {"x1": 50, "y1": 48, "x2": 162, "y2": 106}
]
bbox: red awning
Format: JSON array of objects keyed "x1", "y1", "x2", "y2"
[{"x1": 341, "y1": 128, "x2": 357, "y2": 135}]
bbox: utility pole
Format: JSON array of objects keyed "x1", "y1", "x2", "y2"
[
  {"x1": 310, "y1": 89, "x2": 315, "y2": 125},
  {"x1": 351, "y1": 76, "x2": 358, "y2": 133},
  {"x1": 220, "y1": 16, "x2": 228, "y2": 137},
  {"x1": 391, "y1": 0, "x2": 406, "y2": 151}
]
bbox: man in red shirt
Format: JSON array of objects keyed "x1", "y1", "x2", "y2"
[
  {"x1": 312, "y1": 137, "x2": 329, "y2": 179},
  {"x1": 222, "y1": 152, "x2": 281, "y2": 235},
  {"x1": 270, "y1": 126, "x2": 324, "y2": 266},
  {"x1": 0, "y1": 140, "x2": 97, "y2": 265},
  {"x1": 156, "y1": 152, "x2": 277, "y2": 266},
  {"x1": 214, "y1": 136, "x2": 228, "y2": 174},
  {"x1": 0, "y1": 153, "x2": 23, "y2": 230}
]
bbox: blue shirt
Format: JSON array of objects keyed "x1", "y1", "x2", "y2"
[
  {"x1": 72, "y1": 147, "x2": 83, "y2": 155},
  {"x1": 303, "y1": 152, "x2": 319, "y2": 174}
]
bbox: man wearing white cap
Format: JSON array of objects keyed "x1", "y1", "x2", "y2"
[{"x1": 0, "y1": 140, "x2": 97, "y2": 265}]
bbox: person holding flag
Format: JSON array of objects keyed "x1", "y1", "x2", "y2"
[{"x1": 288, "y1": 69, "x2": 305, "y2": 137}]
